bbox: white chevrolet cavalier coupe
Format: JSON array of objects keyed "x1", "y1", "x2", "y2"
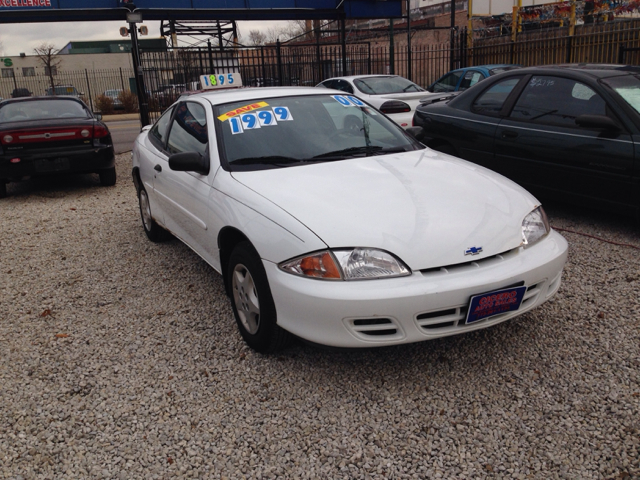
[{"x1": 131, "y1": 87, "x2": 568, "y2": 353}]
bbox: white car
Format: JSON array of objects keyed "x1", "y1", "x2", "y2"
[
  {"x1": 316, "y1": 75, "x2": 428, "y2": 128},
  {"x1": 131, "y1": 87, "x2": 568, "y2": 352}
]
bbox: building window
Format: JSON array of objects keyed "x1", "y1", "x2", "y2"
[
  {"x1": 44, "y1": 66, "x2": 58, "y2": 76},
  {"x1": 22, "y1": 67, "x2": 35, "y2": 77},
  {"x1": 1, "y1": 68, "x2": 14, "y2": 78}
]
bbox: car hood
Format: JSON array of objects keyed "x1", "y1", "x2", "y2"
[{"x1": 230, "y1": 149, "x2": 539, "y2": 270}]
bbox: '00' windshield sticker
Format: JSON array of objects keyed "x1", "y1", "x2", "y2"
[
  {"x1": 332, "y1": 95, "x2": 366, "y2": 107},
  {"x1": 229, "y1": 107, "x2": 293, "y2": 135}
]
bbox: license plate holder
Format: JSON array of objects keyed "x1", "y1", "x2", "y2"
[
  {"x1": 465, "y1": 285, "x2": 527, "y2": 324},
  {"x1": 34, "y1": 158, "x2": 70, "y2": 173}
]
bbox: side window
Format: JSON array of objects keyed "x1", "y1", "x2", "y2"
[
  {"x1": 432, "y1": 72, "x2": 463, "y2": 93},
  {"x1": 510, "y1": 76, "x2": 607, "y2": 127},
  {"x1": 320, "y1": 80, "x2": 336, "y2": 89},
  {"x1": 459, "y1": 70, "x2": 484, "y2": 91},
  {"x1": 166, "y1": 102, "x2": 208, "y2": 156},
  {"x1": 472, "y1": 77, "x2": 522, "y2": 115},
  {"x1": 334, "y1": 80, "x2": 354, "y2": 94},
  {"x1": 149, "y1": 106, "x2": 174, "y2": 150}
]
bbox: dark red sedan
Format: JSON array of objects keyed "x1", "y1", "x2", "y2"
[{"x1": 0, "y1": 96, "x2": 115, "y2": 198}]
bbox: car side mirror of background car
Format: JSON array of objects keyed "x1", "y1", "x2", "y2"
[
  {"x1": 93, "y1": 112, "x2": 103, "y2": 120},
  {"x1": 405, "y1": 126, "x2": 424, "y2": 140},
  {"x1": 169, "y1": 152, "x2": 210, "y2": 175},
  {"x1": 575, "y1": 114, "x2": 621, "y2": 131}
]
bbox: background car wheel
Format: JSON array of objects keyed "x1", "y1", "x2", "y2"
[
  {"x1": 227, "y1": 242, "x2": 290, "y2": 353},
  {"x1": 0, "y1": 181, "x2": 6, "y2": 199},
  {"x1": 431, "y1": 143, "x2": 457, "y2": 156},
  {"x1": 138, "y1": 187, "x2": 169, "y2": 242},
  {"x1": 99, "y1": 166, "x2": 117, "y2": 186}
]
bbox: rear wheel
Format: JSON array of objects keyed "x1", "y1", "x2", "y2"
[
  {"x1": 138, "y1": 187, "x2": 169, "y2": 242},
  {"x1": 227, "y1": 242, "x2": 291, "y2": 353},
  {"x1": 99, "y1": 166, "x2": 117, "y2": 186}
]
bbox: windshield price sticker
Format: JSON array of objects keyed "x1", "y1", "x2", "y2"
[
  {"x1": 241, "y1": 113, "x2": 261, "y2": 130},
  {"x1": 218, "y1": 101, "x2": 270, "y2": 121},
  {"x1": 332, "y1": 95, "x2": 366, "y2": 107},
  {"x1": 465, "y1": 286, "x2": 527, "y2": 324},
  {"x1": 200, "y1": 73, "x2": 243, "y2": 90},
  {"x1": 257, "y1": 110, "x2": 278, "y2": 126},
  {"x1": 229, "y1": 117, "x2": 244, "y2": 135},
  {"x1": 272, "y1": 106, "x2": 293, "y2": 121},
  {"x1": 227, "y1": 108, "x2": 292, "y2": 134}
]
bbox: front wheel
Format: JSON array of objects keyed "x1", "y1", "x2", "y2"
[
  {"x1": 227, "y1": 242, "x2": 290, "y2": 353},
  {"x1": 138, "y1": 187, "x2": 169, "y2": 242},
  {"x1": 99, "y1": 166, "x2": 117, "y2": 186}
]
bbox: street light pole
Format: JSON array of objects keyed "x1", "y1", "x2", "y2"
[{"x1": 126, "y1": 10, "x2": 150, "y2": 126}]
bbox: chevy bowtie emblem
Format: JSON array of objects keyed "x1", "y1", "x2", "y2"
[{"x1": 465, "y1": 246, "x2": 483, "y2": 255}]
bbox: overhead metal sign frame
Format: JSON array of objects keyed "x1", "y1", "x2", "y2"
[{"x1": 0, "y1": 0, "x2": 403, "y2": 23}]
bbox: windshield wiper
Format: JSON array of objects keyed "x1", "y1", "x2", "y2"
[
  {"x1": 311, "y1": 146, "x2": 407, "y2": 160},
  {"x1": 231, "y1": 155, "x2": 306, "y2": 166}
]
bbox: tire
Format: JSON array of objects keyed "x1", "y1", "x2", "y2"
[
  {"x1": 227, "y1": 242, "x2": 290, "y2": 353},
  {"x1": 0, "y1": 181, "x2": 6, "y2": 199},
  {"x1": 431, "y1": 143, "x2": 457, "y2": 156},
  {"x1": 99, "y1": 166, "x2": 117, "y2": 186},
  {"x1": 138, "y1": 186, "x2": 169, "y2": 242}
]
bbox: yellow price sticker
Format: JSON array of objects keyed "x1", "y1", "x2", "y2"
[{"x1": 218, "y1": 101, "x2": 269, "y2": 121}]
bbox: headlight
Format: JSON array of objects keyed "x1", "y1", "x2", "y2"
[
  {"x1": 522, "y1": 206, "x2": 550, "y2": 247},
  {"x1": 279, "y1": 248, "x2": 411, "y2": 280}
]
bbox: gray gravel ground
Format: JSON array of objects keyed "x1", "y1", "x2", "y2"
[{"x1": 1, "y1": 153, "x2": 639, "y2": 479}]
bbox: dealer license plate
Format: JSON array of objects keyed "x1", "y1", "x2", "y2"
[
  {"x1": 465, "y1": 285, "x2": 527, "y2": 324},
  {"x1": 34, "y1": 158, "x2": 70, "y2": 173}
]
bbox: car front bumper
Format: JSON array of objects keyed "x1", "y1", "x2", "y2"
[
  {"x1": 0, "y1": 145, "x2": 115, "y2": 181},
  {"x1": 266, "y1": 230, "x2": 568, "y2": 348}
]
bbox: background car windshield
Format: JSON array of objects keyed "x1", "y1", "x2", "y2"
[
  {"x1": 0, "y1": 99, "x2": 88, "y2": 122},
  {"x1": 602, "y1": 75, "x2": 640, "y2": 114},
  {"x1": 216, "y1": 95, "x2": 418, "y2": 167},
  {"x1": 354, "y1": 77, "x2": 425, "y2": 94}
]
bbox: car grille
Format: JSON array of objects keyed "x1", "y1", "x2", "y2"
[
  {"x1": 344, "y1": 317, "x2": 404, "y2": 341},
  {"x1": 415, "y1": 281, "x2": 543, "y2": 333},
  {"x1": 418, "y1": 248, "x2": 519, "y2": 276}
]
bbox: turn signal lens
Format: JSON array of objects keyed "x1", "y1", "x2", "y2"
[{"x1": 279, "y1": 251, "x2": 342, "y2": 279}]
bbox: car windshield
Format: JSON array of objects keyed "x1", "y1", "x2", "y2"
[
  {"x1": 216, "y1": 94, "x2": 422, "y2": 170},
  {"x1": 0, "y1": 99, "x2": 88, "y2": 122},
  {"x1": 602, "y1": 74, "x2": 640, "y2": 114},
  {"x1": 354, "y1": 76, "x2": 425, "y2": 95}
]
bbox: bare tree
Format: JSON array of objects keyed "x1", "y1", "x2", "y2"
[
  {"x1": 33, "y1": 43, "x2": 61, "y2": 95},
  {"x1": 247, "y1": 30, "x2": 267, "y2": 46}
]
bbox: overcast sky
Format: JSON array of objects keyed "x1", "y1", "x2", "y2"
[{"x1": 0, "y1": 20, "x2": 287, "y2": 56}]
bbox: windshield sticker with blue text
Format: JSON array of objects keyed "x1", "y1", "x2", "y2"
[
  {"x1": 228, "y1": 107, "x2": 293, "y2": 135},
  {"x1": 332, "y1": 95, "x2": 366, "y2": 107}
]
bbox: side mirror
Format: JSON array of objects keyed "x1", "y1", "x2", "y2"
[
  {"x1": 169, "y1": 151, "x2": 210, "y2": 175},
  {"x1": 427, "y1": 85, "x2": 434, "y2": 93},
  {"x1": 93, "y1": 112, "x2": 103, "y2": 120},
  {"x1": 575, "y1": 114, "x2": 620, "y2": 131},
  {"x1": 405, "y1": 126, "x2": 424, "y2": 140}
]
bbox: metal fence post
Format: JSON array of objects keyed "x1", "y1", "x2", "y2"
[
  {"x1": 276, "y1": 39, "x2": 283, "y2": 86},
  {"x1": 207, "y1": 40, "x2": 214, "y2": 73},
  {"x1": 84, "y1": 69, "x2": 94, "y2": 111},
  {"x1": 390, "y1": 20, "x2": 395, "y2": 75},
  {"x1": 618, "y1": 44, "x2": 626, "y2": 64},
  {"x1": 119, "y1": 67, "x2": 125, "y2": 91},
  {"x1": 341, "y1": 18, "x2": 347, "y2": 75}
]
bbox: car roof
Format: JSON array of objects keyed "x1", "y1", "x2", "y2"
[
  {"x1": 183, "y1": 86, "x2": 344, "y2": 106},
  {"x1": 503, "y1": 63, "x2": 640, "y2": 79},
  {"x1": 0, "y1": 95, "x2": 84, "y2": 104},
  {"x1": 322, "y1": 74, "x2": 407, "y2": 81}
]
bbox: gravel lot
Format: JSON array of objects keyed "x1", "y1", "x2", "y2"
[{"x1": 1, "y1": 153, "x2": 639, "y2": 479}]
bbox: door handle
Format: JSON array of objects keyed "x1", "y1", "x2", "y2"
[
  {"x1": 154, "y1": 164, "x2": 162, "y2": 172},
  {"x1": 501, "y1": 130, "x2": 518, "y2": 139}
]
